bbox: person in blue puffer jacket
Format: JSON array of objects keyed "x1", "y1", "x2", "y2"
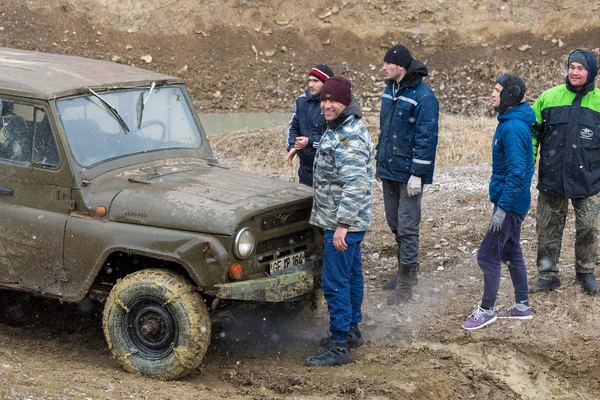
[
  {"x1": 286, "y1": 64, "x2": 334, "y2": 186},
  {"x1": 462, "y1": 74, "x2": 535, "y2": 331},
  {"x1": 377, "y1": 45, "x2": 439, "y2": 304}
]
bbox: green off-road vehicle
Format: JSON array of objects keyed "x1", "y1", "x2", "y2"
[{"x1": 0, "y1": 48, "x2": 323, "y2": 379}]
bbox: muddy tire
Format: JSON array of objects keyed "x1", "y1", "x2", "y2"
[{"x1": 102, "y1": 269, "x2": 210, "y2": 380}]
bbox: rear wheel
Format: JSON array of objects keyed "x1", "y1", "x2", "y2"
[{"x1": 102, "y1": 269, "x2": 210, "y2": 380}]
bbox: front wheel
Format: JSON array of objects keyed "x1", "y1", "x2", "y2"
[{"x1": 102, "y1": 269, "x2": 210, "y2": 380}]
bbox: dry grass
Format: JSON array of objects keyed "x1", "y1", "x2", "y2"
[
  {"x1": 209, "y1": 113, "x2": 497, "y2": 180},
  {"x1": 436, "y1": 114, "x2": 497, "y2": 168}
]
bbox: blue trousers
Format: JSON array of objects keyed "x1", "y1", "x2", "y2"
[
  {"x1": 322, "y1": 230, "x2": 366, "y2": 341},
  {"x1": 298, "y1": 165, "x2": 313, "y2": 186},
  {"x1": 479, "y1": 207, "x2": 529, "y2": 309}
]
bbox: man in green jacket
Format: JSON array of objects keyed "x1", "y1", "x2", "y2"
[{"x1": 529, "y1": 49, "x2": 600, "y2": 295}]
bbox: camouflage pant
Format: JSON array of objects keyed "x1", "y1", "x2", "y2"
[{"x1": 536, "y1": 191, "x2": 600, "y2": 279}]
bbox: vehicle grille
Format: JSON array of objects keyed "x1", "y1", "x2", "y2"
[
  {"x1": 256, "y1": 228, "x2": 314, "y2": 263},
  {"x1": 260, "y1": 208, "x2": 311, "y2": 231}
]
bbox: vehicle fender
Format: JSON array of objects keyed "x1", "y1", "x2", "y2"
[{"x1": 62, "y1": 216, "x2": 229, "y2": 302}]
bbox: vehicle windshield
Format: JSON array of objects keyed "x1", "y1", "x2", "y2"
[{"x1": 57, "y1": 85, "x2": 202, "y2": 167}]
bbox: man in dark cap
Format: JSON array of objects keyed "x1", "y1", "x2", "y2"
[
  {"x1": 529, "y1": 49, "x2": 600, "y2": 295},
  {"x1": 377, "y1": 45, "x2": 439, "y2": 304},
  {"x1": 305, "y1": 76, "x2": 374, "y2": 366},
  {"x1": 286, "y1": 64, "x2": 334, "y2": 186},
  {"x1": 463, "y1": 74, "x2": 535, "y2": 330}
]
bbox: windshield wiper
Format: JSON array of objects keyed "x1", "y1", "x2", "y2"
[
  {"x1": 136, "y1": 81, "x2": 156, "y2": 129},
  {"x1": 84, "y1": 88, "x2": 130, "y2": 133}
]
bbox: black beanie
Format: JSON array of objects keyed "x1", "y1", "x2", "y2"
[
  {"x1": 308, "y1": 64, "x2": 334, "y2": 83},
  {"x1": 568, "y1": 50, "x2": 590, "y2": 71},
  {"x1": 320, "y1": 76, "x2": 352, "y2": 106},
  {"x1": 495, "y1": 73, "x2": 526, "y2": 114},
  {"x1": 384, "y1": 45, "x2": 412, "y2": 69}
]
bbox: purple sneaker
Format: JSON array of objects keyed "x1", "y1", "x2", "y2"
[
  {"x1": 497, "y1": 304, "x2": 533, "y2": 319},
  {"x1": 462, "y1": 306, "x2": 497, "y2": 330}
]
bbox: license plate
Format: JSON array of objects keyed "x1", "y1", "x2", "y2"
[{"x1": 269, "y1": 252, "x2": 305, "y2": 274}]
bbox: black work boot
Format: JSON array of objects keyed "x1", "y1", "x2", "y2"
[
  {"x1": 528, "y1": 276, "x2": 561, "y2": 293},
  {"x1": 386, "y1": 264, "x2": 418, "y2": 305},
  {"x1": 407, "y1": 263, "x2": 419, "y2": 286},
  {"x1": 305, "y1": 340, "x2": 352, "y2": 366},
  {"x1": 320, "y1": 327, "x2": 364, "y2": 349},
  {"x1": 576, "y1": 272, "x2": 600, "y2": 295},
  {"x1": 382, "y1": 273, "x2": 398, "y2": 290}
]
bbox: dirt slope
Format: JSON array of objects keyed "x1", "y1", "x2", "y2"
[
  {"x1": 1, "y1": 2, "x2": 600, "y2": 399},
  {"x1": 1, "y1": 0, "x2": 600, "y2": 114}
]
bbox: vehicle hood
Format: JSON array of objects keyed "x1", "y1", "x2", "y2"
[{"x1": 107, "y1": 162, "x2": 313, "y2": 235}]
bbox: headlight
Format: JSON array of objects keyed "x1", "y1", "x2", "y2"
[{"x1": 233, "y1": 228, "x2": 255, "y2": 259}]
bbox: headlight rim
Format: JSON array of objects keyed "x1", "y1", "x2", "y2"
[{"x1": 233, "y1": 227, "x2": 255, "y2": 259}]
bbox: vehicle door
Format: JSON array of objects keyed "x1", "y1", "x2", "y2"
[{"x1": 0, "y1": 98, "x2": 71, "y2": 294}]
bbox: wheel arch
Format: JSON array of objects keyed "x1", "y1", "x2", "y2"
[{"x1": 62, "y1": 217, "x2": 230, "y2": 302}]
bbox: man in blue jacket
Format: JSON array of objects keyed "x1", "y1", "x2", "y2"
[
  {"x1": 286, "y1": 64, "x2": 334, "y2": 186},
  {"x1": 463, "y1": 74, "x2": 535, "y2": 330},
  {"x1": 377, "y1": 45, "x2": 439, "y2": 304}
]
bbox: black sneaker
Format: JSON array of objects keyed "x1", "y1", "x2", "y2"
[
  {"x1": 528, "y1": 276, "x2": 561, "y2": 293},
  {"x1": 320, "y1": 329, "x2": 364, "y2": 349},
  {"x1": 305, "y1": 340, "x2": 352, "y2": 366}
]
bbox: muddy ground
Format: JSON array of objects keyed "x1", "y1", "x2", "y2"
[
  {"x1": 1, "y1": 1, "x2": 600, "y2": 399},
  {"x1": 2, "y1": 120, "x2": 600, "y2": 399}
]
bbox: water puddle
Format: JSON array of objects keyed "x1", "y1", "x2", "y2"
[{"x1": 199, "y1": 112, "x2": 292, "y2": 136}]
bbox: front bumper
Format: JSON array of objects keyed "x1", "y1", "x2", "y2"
[{"x1": 214, "y1": 261, "x2": 321, "y2": 302}]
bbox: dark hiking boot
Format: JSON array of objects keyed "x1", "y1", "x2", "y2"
[
  {"x1": 387, "y1": 284, "x2": 412, "y2": 304},
  {"x1": 320, "y1": 329, "x2": 364, "y2": 349},
  {"x1": 382, "y1": 274, "x2": 398, "y2": 290},
  {"x1": 576, "y1": 273, "x2": 600, "y2": 295},
  {"x1": 528, "y1": 276, "x2": 561, "y2": 293},
  {"x1": 406, "y1": 263, "x2": 419, "y2": 286},
  {"x1": 387, "y1": 264, "x2": 419, "y2": 305},
  {"x1": 305, "y1": 340, "x2": 352, "y2": 366},
  {"x1": 383, "y1": 263, "x2": 418, "y2": 290}
]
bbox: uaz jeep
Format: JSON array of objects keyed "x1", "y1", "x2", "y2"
[{"x1": 0, "y1": 48, "x2": 323, "y2": 379}]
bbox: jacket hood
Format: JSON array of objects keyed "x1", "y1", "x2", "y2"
[
  {"x1": 101, "y1": 161, "x2": 313, "y2": 235},
  {"x1": 497, "y1": 101, "x2": 536, "y2": 126},
  {"x1": 565, "y1": 49, "x2": 598, "y2": 94},
  {"x1": 385, "y1": 58, "x2": 428, "y2": 88},
  {"x1": 326, "y1": 96, "x2": 363, "y2": 130}
]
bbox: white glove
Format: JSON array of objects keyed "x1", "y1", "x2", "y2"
[{"x1": 407, "y1": 175, "x2": 422, "y2": 197}]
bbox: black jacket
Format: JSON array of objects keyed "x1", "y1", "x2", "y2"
[{"x1": 532, "y1": 50, "x2": 600, "y2": 198}]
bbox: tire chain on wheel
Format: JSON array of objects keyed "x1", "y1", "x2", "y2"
[{"x1": 102, "y1": 269, "x2": 211, "y2": 380}]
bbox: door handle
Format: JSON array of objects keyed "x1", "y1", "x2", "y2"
[{"x1": 0, "y1": 188, "x2": 14, "y2": 195}]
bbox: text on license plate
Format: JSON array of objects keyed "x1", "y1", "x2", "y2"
[{"x1": 269, "y1": 252, "x2": 305, "y2": 274}]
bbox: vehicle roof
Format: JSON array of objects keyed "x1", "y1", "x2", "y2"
[{"x1": 0, "y1": 47, "x2": 184, "y2": 100}]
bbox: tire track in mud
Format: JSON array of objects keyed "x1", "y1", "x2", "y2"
[{"x1": 414, "y1": 341, "x2": 595, "y2": 400}]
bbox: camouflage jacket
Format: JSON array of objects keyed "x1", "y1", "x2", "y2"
[{"x1": 309, "y1": 106, "x2": 374, "y2": 232}]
